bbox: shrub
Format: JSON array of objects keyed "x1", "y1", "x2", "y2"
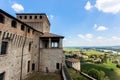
[{"x1": 116, "y1": 64, "x2": 120, "y2": 68}]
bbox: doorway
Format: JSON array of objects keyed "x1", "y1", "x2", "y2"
[{"x1": 32, "y1": 63, "x2": 35, "y2": 71}]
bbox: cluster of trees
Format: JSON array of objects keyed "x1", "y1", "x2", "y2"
[{"x1": 88, "y1": 68, "x2": 109, "y2": 80}]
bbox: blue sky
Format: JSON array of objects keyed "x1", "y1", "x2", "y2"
[{"x1": 0, "y1": 0, "x2": 120, "y2": 46}]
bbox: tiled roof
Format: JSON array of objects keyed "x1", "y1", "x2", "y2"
[
  {"x1": 40, "y1": 32, "x2": 64, "y2": 38},
  {"x1": 66, "y1": 58, "x2": 80, "y2": 63}
]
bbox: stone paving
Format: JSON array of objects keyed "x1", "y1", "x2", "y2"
[{"x1": 24, "y1": 72, "x2": 62, "y2": 80}]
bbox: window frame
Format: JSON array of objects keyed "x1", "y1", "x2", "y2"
[
  {"x1": 21, "y1": 25, "x2": 25, "y2": 31},
  {"x1": 0, "y1": 41, "x2": 8, "y2": 55},
  {"x1": 0, "y1": 14, "x2": 5, "y2": 24},
  {"x1": 11, "y1": 20, "x2": 17, "y2": 28}
]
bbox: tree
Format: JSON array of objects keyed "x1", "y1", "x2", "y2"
[
  {"x1": 88, "y1": 68, "x2": 106, "y2": 80},
  {"x1": 99, "y1": 70, "x2": 105, "y2": 80},
  {"x1": 88, "y1": 68, "x2": 100, "y2": 80}
]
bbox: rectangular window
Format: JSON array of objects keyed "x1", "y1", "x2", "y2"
[
  {"x1": 0, "y1": 72, "x2": 5, "y2": 80},
  {"x1": 27, "y1": 61, "x2": 30, "y2": 72},
  {"x1": 56, "y1": 63, "x2": 59, "y2": 69},
  {"x1": 21, "y1": 25, "x2": 25, "y2": 31},
  {"x1": 52, "y1": 42, "x2": 58, "y2": 48},
  {"x1": 29, "y1": 43, "x2": 31, "y2": 51},
  {"x1": 0, "y1": 41, "x2": 8, "y2": 55},
  {"x1": 28, "y1": 28, "x2": 30, "y2": 33}
]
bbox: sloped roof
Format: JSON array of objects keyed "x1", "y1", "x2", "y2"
[
  {"x1": 66, "y1": 58, "x2": 80, "y2": 63},
  {"x1": 40, "y1": 32, "x2": 64, "y2": 38}
]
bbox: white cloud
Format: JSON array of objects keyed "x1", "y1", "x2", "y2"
[
  {"x1": 85, "y1": 1, "x2": 93, "y2": 10},
  {"x1": 96, "y1": 26, "x2": 108, "y2": 31},
  {"x1": 11, "y1": 3, "x2": 24, "y2": 12},
  {"x1": 63, "y1": 35, "x2": 120, "y2": 46},
  {"x1": 78, "y1": 33, "x2": 93, "y2": 41},
  {"x1": 47, "y1": 15, "x2": 54, "y2": 20},
  {"x1": 94, "y1": 24, "x2": 108, "y2": 31},
  {"x1": 86, "y1": 34, "x2": 93, "y2": 39},
  {"x1": 112, "y1": 36, "x2": 120, "y2": 40},
  {"x1": 49, "y1": 15, "x2": 54, "y2": 20},
  {"x1": 63, "y1": 38, "x2": 67, "y2": 41},
  {"x1": 96, "y1": 36, "x2": 104, "y2": 40},
  {"x1": 95, "y1": 0, "x2": 120, "y2": 14},
  {"x1": 78, "y1": 34, "x2": 84, "y2": 39}
]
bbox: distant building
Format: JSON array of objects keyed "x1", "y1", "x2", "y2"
[
  {"x1": 66, "y1": 58, "x2": 80, "y2": 71},
  {"x1": 0, "y1": 9, "x2": 64, "y2": 80}
]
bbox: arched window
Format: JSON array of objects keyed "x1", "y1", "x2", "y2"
[
  {"x1": 0, "y1": 14, "x2": 5, "y2": 23},
  {"x1": 40, "y1": 16, "x2": 42, "y2": 19},
  {"x1": 11, "y1": 20, "x2": 17, "y2": 28},
  {"x1": 19, "y1": 16, "x2": 22, "y2": 19},
  {"x1": 30, "y1": 16, "x2": 32, "y2": 19},
  {"x1": 35, "y1": 16, "x2": 37, "y2": 19}
]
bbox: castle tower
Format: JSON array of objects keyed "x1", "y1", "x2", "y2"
[{"x1": 16, "y1": 13, "x2": 50, "y2": 33}]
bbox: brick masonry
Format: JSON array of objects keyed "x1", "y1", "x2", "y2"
[{"x1": 0, "y1": 9, "x2": 64, "y2": 80}]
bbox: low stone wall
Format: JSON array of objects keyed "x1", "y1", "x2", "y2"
[
  {"x1": 80, "y1": 72, "x2": 97, "y2": 80},
  {"x1": 61, "y1": 66, "x2": 73, "y2": 80},
  {"x1": 72, "y1": 68, "x2": 97, "y2": 80}
]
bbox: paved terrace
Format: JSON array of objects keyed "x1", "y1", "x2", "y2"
[{"x1": 24, "y1": 72, "x2": 62, "y2": 80}]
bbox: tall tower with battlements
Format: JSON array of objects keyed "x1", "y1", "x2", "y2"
[{"x1": 16, "y1": 13, "x2": 50, "y2": 33}]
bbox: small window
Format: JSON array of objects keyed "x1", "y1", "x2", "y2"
[
  {"x1": 24, "y1": 16, "x2": 27, "y2": 19},
  {"x1": 0, "y1": 14, "x2": 5, "y2": 23},
  {"x1": 11, "y1": 20, "x2": 17, "y2": 28},
  {"x1": 52, "y1": 42, "x2": 58, "y2": 48},
  {"x1": 28, "y1": 28, "x2": 30, "y2": 33},
  {"x1": 21, "y1": 25, "x2": 25, "y2": 31},
  {"x1": 30, "y1": 16, "x2": 32, "y2": 19},
  {"x1": 40, "y1": 16, "x2": 42, "y2": 19},
  {"x1": 32, "y1": 30, "x2": 34, "y2": 34},
  {"x1": 0, "y1": 41, "x2": 8, "y2": 55},
  {"x1": 56, "y1": 63, "x2": 59, "y2": 69},
  {"x1": 29, "y1": 42, "x2": 31, "y2": 51},
  {"x1": 0, "y1": 72, "x2": 5, "y2": 80},
  {"x1": 19, "y1": 16, "x2": 22, "y2": 19},
  {"x1": 27, "y1": 61, "x2": 30, "y2": 72},
  {"x1": 35, "y1": 16, "x2": 37, "y2": 19}
]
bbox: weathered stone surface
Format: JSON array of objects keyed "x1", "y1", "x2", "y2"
[{"x1": 0, "y1": 9, "x2": 64, "y2": 80}]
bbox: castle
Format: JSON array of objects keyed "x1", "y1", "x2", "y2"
[{"x1": 0, "y1": 9, "x2": 64, "y2": 80}]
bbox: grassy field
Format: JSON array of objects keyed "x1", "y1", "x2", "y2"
[
  {"x1": 84, "y1": 50, "x2": 104, "y2": 56},
  {"x1": 81, "y1": 62, "x2": 120, "y2": 80},
  {"x1": 63, "y1": 48, "x2": 104, "y2": 56},
  {"x1": 63, "y1": 47, "x2": 81, "y2": 52},
  {"x1": 67, "y1": 68, "x2": 89, "y2": 80}
]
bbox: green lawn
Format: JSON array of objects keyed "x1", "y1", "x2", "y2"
[
  {"x1": 63, "y1": 48, "x2": 81, "y2": 52},
  {"x1": 67, "y1": 68, "x2": 89, "y2": 80},
  {"x1": 81, "y1": 62, "x2": 120, "y2": 80},
  {"x1": 24, "y1": 72, "x2": 62, "y2": 80},
  {"x1": 84, "y1": 50, "x2": 104, "y2": 56}
]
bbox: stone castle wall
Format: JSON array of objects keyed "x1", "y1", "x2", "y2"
[
  {"x1": 0, "y1": 11, "x2": 42, "y2": 80},
  {"x1": 0, "y1": 9, "x2": 64, "y2": 80},
  {"x1": 40, "y1": 48, "x2": 64, "y2": 72}
]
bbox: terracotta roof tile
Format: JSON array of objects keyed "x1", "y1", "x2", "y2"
[
  {"x1": 66, "y1": 58, "x2": 80, "y2": 63},
  {"x1": 41, "y1": 32, "x2": 64, "y2": 38}
]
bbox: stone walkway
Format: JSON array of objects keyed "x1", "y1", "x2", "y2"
[{"x1": 24, "y1": 72, "x2": 62, "y2": 80}]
